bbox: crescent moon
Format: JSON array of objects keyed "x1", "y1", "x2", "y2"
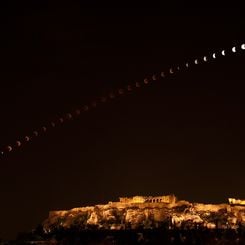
[
  {"x1": 185, "y1": 63, "x2": 189, "y2": 68},
  {"x1": 75, "y1": 109, "x2": 81, "y2": 115},
  {"x1": 16, "y1": 141, "x2": 21, "y2": 147},
  {"x1": 232, "y1": 46, "x2": 236, "y2": 53},
  {"x1": 194, "y1": 59, "x2": 198, "y2": 64},
  {"x1": 144, "y1": 78, "x2": 149, "y2": 84},
  {"x1": 212, "y1": 53, "x2": 216, "y2": 59},
  {"x1": 67, "y1": 113, "x2": 72, "y2": 119},
  {"x1": 241, "y1": 44, "x2": 245, "y2": 50},
  {"x1": 109, "y1": 93, "x2": 115, "y2": 98},
  {"x1": 7, "y1": 145, "x2": 12, "y2": 152},
  {"x1": 33, "y1": 131, "x2": 38, "y2": 136},
  {"x1": 221, "y1": 50, "x2": 225, "y2": 56},
  {"x1": 25, "y1": 136, "x2": 30, "y2": 142},
  {"x1": 83, "y1": 105, "x2": 89, "y2": 111},
  {"x1": 160, "y1": 72, "x2": 165, "y2": 77},
  {"x1": 169, "y1": 68, "x2": 174, "y2": 74},
  {"x1": 135, "y1": 82, "x2": 141, "y2": 87},
  {"x1": 91, "y1": 101, "x2": 97, "y2": 107},
  {"x1": 203, "y1": 56, "x2": 207, "y2": 62},
  {"x1": 118, "y1": 89, "x2": 124, "y2": 94}
]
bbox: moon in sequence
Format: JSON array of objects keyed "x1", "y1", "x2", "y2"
[
  {"x1": 25, "y1": 136, "x2": 30, "y2": 142},
  {"x1": 7, "y1": 145, "x2": 12, "y2": 152}
]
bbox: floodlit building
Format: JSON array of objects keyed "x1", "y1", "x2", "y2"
[
  {"x1": 228, "y1": 198, "x2": 245, "y2": 206},
  {"x1": 119, "y1": 194, "x2": 177, "y2": 204}
]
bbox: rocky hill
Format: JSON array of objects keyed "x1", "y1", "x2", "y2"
[{"x1": 43, "y1": 195, "x2": 245, "y2": 232}]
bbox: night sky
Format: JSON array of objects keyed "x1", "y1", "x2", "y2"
[{"x1": 0, "y1": 3, "x2": 245, "y2": 239}]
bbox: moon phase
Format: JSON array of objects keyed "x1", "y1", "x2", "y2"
[
  {"x1": 91, "y1": 101, "x2": 97, "y2": 107},
  {"x1": 2, "y1": 42, "x2": 244, "y2": 156},
  {"x1": 33, "y1": 131, "x2": 38, "y2": 136},
  {"x1": 25, "y1": 136, "x2": 30, "y2": 142},
  {"x1": 127, "y1": 85, "x2": 132, "y2": 91},
  {"x1": 152, "y1": 75, "x2": 157, "y2": 80},
  {"x1": 83, "y1": 105, "x2": 89, "y2": 111},
  {"x1": 118, "y1": 89, "x2": 124, "y2": 94},
  {"x1": 6, "y1": 145, "x2": 12, "y2": 152},
  {"x1": 100, "y1": 97, "x2": 106, "y2": 102},
  {"x1": 109, "y1": 93, "x2": 115, "y2": 98},
  {"x1": 75, "y1": 109, "x2": 81, "y2": 115}
]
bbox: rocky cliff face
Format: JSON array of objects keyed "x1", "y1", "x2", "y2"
[{"x1": 43, "y1": 197, "x2": 245, "y2": 232}]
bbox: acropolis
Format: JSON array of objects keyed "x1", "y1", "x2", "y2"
[{"x1": 43, "y1": 194, "x2": 245, "y2": 232}]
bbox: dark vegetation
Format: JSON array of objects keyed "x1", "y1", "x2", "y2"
[{"x1": 4, "y1": 225, "x2": 245, "y2": 244}]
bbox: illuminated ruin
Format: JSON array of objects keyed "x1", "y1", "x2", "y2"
[
  {"x1": 43, "y1": 195, "x2": 245, "y2": 232},
  {"x1": 119, "y1": 194, "x2": 177, "y2": 204}
]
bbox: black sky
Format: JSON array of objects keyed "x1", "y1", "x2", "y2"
[{"x1": 0, "y1": 2, "x2": 245, "y2": 239}]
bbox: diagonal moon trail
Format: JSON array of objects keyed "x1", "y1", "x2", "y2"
[{"x1": 1, "y1": 43, "x2": 245, "y2": 157}]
